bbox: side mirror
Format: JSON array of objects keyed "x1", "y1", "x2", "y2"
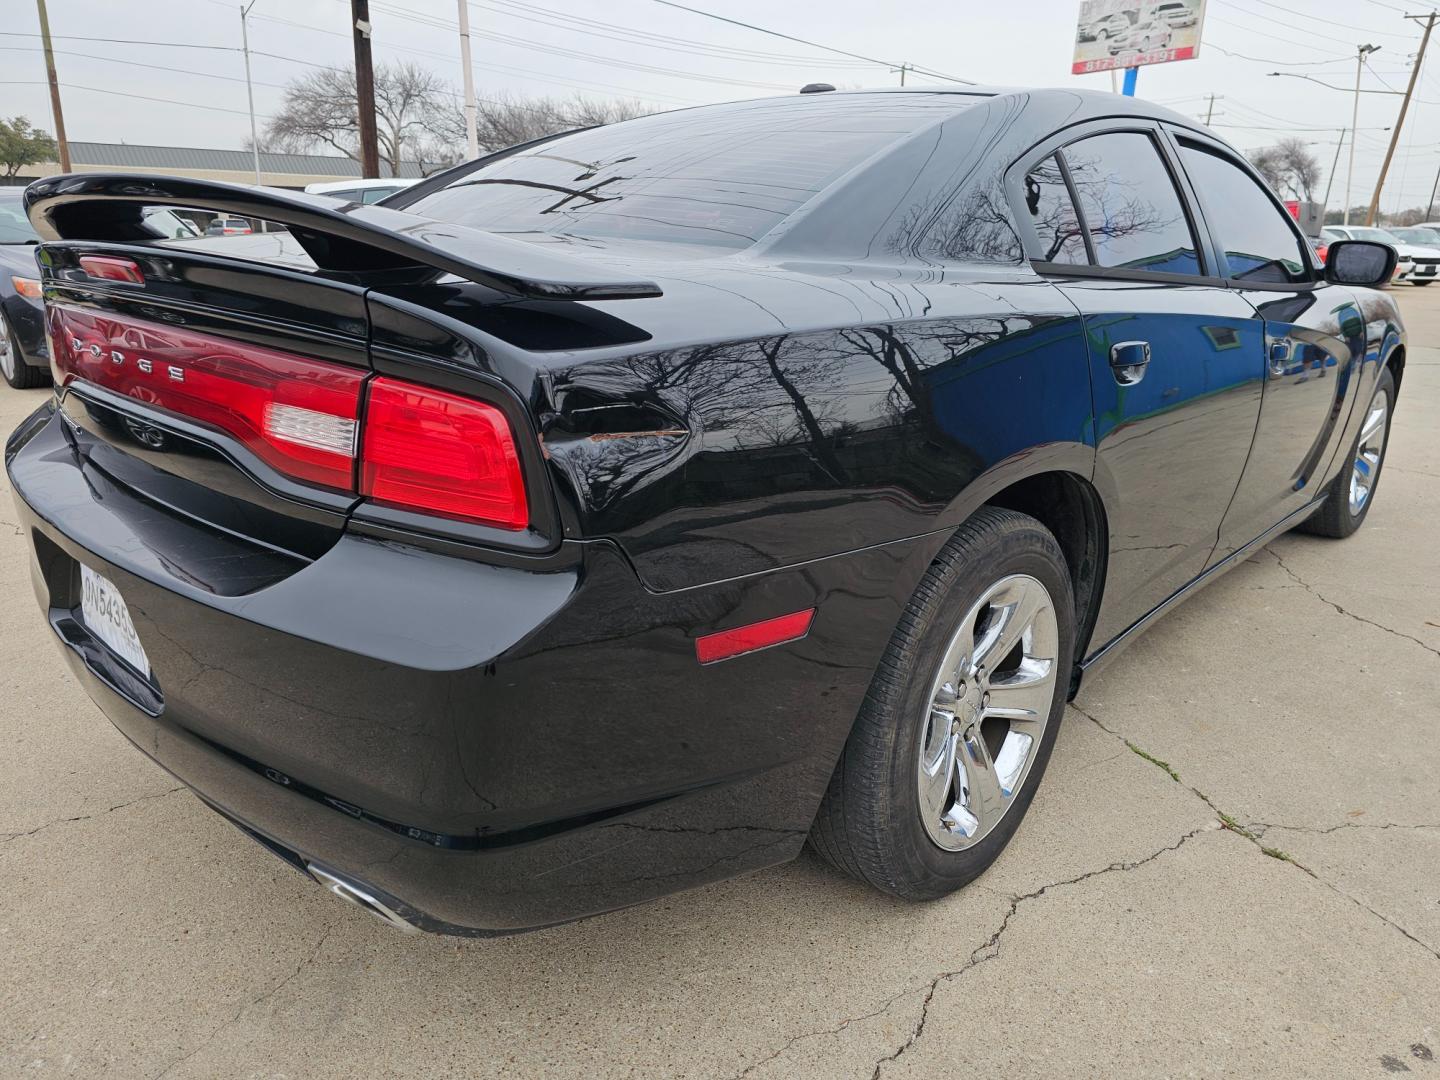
[{"x1": 1325, "y1": 240, "x2": 1397, "y2": 287}]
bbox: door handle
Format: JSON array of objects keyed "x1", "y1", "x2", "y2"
[
  {"x1": 1269, "y1": 340, "x2": 1292, "y2": 376},
  {"x1": 1109, "y1": 340, "x2": 1151, "y2": 386}
]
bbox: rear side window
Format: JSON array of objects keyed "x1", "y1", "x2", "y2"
[
  {"x1": 401, "y1": 95, "x2": 966, "y2": 250},
  {"x1": 1061, "y1": 131, "x2": 1202, "y2": 276},
  {"x1": 1024, "y1": 154, "x2": 1088, "y2": 265},
  {"x1": 1177, "y1": 141, "x2": 1311, "y2": 284}
]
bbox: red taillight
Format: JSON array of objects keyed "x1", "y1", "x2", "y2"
[
  {"x1": 361, "y1": 377, "x2": 528, "y2": 530},
  {"x1": 695, "y1": 609, "x2": 816, "y2": 665},
  {"x1": 50, "y1": 305, "x2": 364, "y2": 490},
  {"x1": 78, "y1": 255, "x2": 144, "y2": 284},
  {"x1": 49, "y1": 305, "x2": 532, "y2": 530}
]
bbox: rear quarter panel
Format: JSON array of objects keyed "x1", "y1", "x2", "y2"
[{"x1": 540, "y1": 271, "x2": 1096, "y2": 592}]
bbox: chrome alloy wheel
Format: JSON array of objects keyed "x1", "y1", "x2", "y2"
[
  {"x1": 0, "y1": 310, "x2": 13, "y2": 382},
  {"x1": 1348, "y1": 390, "x2": 1389, "y2": 515},
  {"x1": 917, "y1": 574, "x2": 1059, "y2": 851}
]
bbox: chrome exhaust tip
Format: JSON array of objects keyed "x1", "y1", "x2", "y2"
[{"x1": 307, "y1": 864, "x2": 420, "y2": 934}]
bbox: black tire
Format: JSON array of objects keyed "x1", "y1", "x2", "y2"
[
  {"x1": 1298, "y1": 367, "x2": 1395, "y2": 538},
  {"x1": 1, "y1": 320, "x2": 49, "y2": 391},
  {"x1": 809, "y1": 508, "x2": 1076, "y2": 900},
  {"x1": 1413, "y1": 280, "x2": 1434, "y2": 287}
]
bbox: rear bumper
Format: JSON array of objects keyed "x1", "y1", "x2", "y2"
[{"x1": 7, "y1": 402, "x2": 923, "y2": 933}]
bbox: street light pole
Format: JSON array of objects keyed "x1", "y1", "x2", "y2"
[
  {"x1": 240, "y1": 1, "x2": 260, "y2": 186},
  {"x1": 1346, "y1": 44, "x2": 1380, "y2": 226}
]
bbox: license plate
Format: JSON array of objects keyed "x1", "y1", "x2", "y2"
[
  {"x1": 1419, "y1": 266, "x2": 1437, "y2": 276},
  {"x1": 80, "y1": 564, "x2": 151, "y2": 678}
]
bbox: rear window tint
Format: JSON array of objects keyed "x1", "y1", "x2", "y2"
[
  {"x1": 1024, "y1": 154, "x2": 1088, "y2": 265},
  {"x1": 402, "y1": 94, "x2": 966, "y2": 250}
]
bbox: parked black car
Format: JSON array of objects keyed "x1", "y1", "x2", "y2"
[
  {"x1": 7, "y1": 88, "x2": 1403, "y2": 935},
  {"x1": 0, "y1": 187, "x2": 51, "y2": 390}
]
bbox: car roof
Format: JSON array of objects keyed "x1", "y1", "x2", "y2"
[{"x1": 776, "y1": 85, "x2": 1215, "y2": 133}]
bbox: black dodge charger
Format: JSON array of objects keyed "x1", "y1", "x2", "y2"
[{"x1": 6, "y1": 88, "x2": 1403, "y2": 935}]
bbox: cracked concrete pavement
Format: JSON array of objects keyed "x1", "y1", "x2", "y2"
[{"x1": 2, "y1": 289, "x2": 1438, "y2": 1079}]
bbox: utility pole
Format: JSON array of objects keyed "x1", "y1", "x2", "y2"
[
  {"x1": 1346, "y1": 43, "x2": 1381, "y2": 225},
  {"x1": 240, "y1": 1, "x2": 261, "y2": 185},
  {"x1": 1203, "y1": 93, "x2": 1222, "y2": 125},
  {"x1": 457, "y1": 0, "x2": 479, "y2": 160},
  {"x1": 35, "y1": 0, "x2": 70, "y2": 172},
  {"x1": 1427, "y1": 155, "x2": 1440, "y2": 220},
  {"x1": 1367, "y1": 13, "x2": 1436, "y2": 226},
  {"x1": 1323, "y1": 128, "x2": 1346, "y2": 213},
  {"x1": 890, "y1": 63, "x2": 912, "y2": 86},
  {"x1": 351, "y1": 0, "x2": 381, "y2": 178}
]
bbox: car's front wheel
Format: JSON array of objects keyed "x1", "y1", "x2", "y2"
[
  {"x1": 1299, "y1": 367, "x2": 1395, "y2": 538},
  {"x1": 809, "y1": 508, "x2": 1075, "y2": 900}
]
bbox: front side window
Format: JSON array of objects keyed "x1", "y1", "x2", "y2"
[
  {"x1": 1177, "y1": 141, "x2": 1312, "y2": 284},
  {"x1": 1060, "y1": 131, "x2": 1202, "y2": 276}
]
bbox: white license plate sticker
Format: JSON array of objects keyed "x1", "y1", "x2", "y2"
[{"x1": 80, "y1": 564, "x2": 151, "y2": 678}]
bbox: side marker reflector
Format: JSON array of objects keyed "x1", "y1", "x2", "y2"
[{"x1": 695, "y1": 608, "x2": 816, "y2": 665}]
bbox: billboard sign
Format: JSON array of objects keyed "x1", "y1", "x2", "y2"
[{"x1": 1072, "y1": 0, "x2": 1207, "y2": 75}]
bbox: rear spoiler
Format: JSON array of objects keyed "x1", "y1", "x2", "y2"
[{"x1": 23, "y1": 173, "x2": 662, "y2": 301}]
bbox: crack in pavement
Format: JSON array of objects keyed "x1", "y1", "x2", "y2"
[
  {"x1": 148, "y1": 919, "x2": 339, "y2": 1080},
  {"x1": 726, "y1": 823, "x2": 1213, "y2": 1080},
  {"x1": 1072, "y1": 705, "x2": 1440, "y2": 966},
  {"x1": 727, "y1": 989, "x2": 916, "y2": 1080},
  {"x1": 1389, "y1": 465, "x2": 1440, "y2": 480},
  {"x1": 1246, "y1": 820, "x2": 1440, "y2": 839},
  {"x1": 867, "y1": 827, "x2": 1212, "y2": 1080},
  {"x1": 1262, "y1": 547, "x2": 1440, "y2": 661},
  {"x1": 0, "y1": 786, "x2": 186, "y2": 843}
]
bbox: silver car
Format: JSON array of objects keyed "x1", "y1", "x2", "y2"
[{"x1": 1323, "y1": 225, "x2": 1437, "y2": 286}]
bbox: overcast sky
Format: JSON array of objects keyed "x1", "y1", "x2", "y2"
[{"x1": 4, "y1": 0, "x2": 1438, "y2": 212}]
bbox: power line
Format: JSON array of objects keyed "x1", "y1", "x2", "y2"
[
  {"x1": 360, "y1": 0, "x2": 797, "y2": 90},
  {"x1": 0, "y1": 45, "x2": 292, "y2": 88},
  {"x1": 1237, "y1": 0, "x2": 1417, "y2": 40},
  {"x1": 0, "y1": 79, "x2": 274, "y2": 118},
  {"x1": 1209, "y1": 4, "x2": 1366, "y2": 50},
  {"x1": 459, "y1": 25, "x2": 799, "y2": 90},
  {"x1": 1204, "y1": 16, "x2": 1344, "y2": 57},
  {"x1": 245, "y1": 8, "x2": 702, "y2": 105},
  {"x1": 1206, "y1": 43, "x2": 1352, "y2": 66},
  {"x1": 646, "y1": 0, "x2": 974, "y2": 84},
  {"x1": 478, "y1": 0, "x2": 877, "y2": 68},
  {"x1": 0, "y1": 31, "x2": 238, "y2": 52}
]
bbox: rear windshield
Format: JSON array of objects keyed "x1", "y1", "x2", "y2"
[{"x1": 400, "y1": 94, "x2": 968, "y2": 250}]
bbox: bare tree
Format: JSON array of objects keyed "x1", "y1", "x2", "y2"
[
  {"x1": 267, "y1": 62, "x2": 453, "y2": 176},
  {"x1": 1249, "y1": 137, "x2": 1321, "y2": 202},
  {"x1": 431, "y1": 92, "x2": 653, "y2": 158}
]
